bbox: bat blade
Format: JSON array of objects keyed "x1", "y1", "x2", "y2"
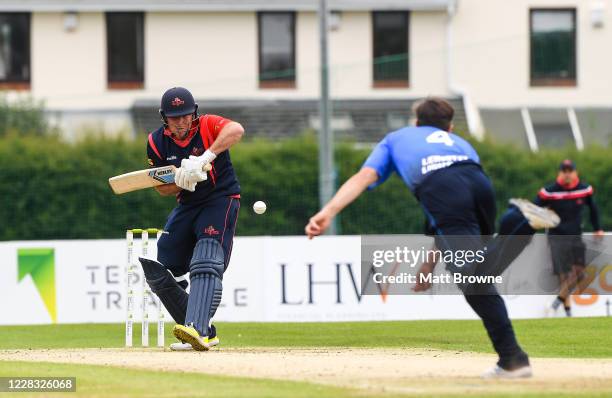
[
  {"x1": 109, "y1": 165, "x2": 178, "y2": 194},
  {"x1": 108, "y1": 164, "x2": 212, "y2": 195}
]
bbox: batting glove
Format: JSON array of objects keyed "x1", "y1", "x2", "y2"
[
  {"x1": 195, "y1": 149, "x2": 217, "y2": 166},
  {"x1": 174, "y1": 166, "x2": 197, "y2": 192},
  {"x1": 180, "y1": 157, "x2": 208, "y2": 183},
  {"x1": 182, "y1": 150, "x2": 216, "y2": 177}
]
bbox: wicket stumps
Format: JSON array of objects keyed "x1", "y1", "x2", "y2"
[{"x1": 125, "y1": 228, "x2": 165, "y2": 348}]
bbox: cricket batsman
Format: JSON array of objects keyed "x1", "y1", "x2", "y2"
[
  {"x1": 138, "y1": 87, "x2": 243, "y2": 351},
  {"x1": 305, "y1": 97, "x2": 559, "y2": 378},
  {"x1": 537, "y1": 160, "x2": 604, "y2": 317}
]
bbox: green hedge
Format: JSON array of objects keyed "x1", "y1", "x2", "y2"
[
  {"x1": 0, "y1": 134, "x2": 609, "y2": 240},
  {"x1": 0, "y1": 96, "x2": 52, "y2": 137}
]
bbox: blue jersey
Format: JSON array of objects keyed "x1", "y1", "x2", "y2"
[
  {"x1": 363, "y1": 126, "x2": 480, "y2": 192},
  {"x1": 147, "y1": 114, "x2": 241, "y2": 204}
]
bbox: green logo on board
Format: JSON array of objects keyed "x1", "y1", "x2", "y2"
[{"x1": 18, "y1": 248, "x2": 56, "y2": 322}]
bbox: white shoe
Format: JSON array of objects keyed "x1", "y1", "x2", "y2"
[
  {"x1": 170, "y1": 342, "x2": 193, "y2": 351},
  {"x1": 481, "y1": 364, "x2": 533, "y2": 379},
  {"x1": 510, "y1": 198, "x2": 560, "y2": 229}
]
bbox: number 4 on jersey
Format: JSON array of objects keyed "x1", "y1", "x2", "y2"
[{"x1": 426, "y1": 130, "x2": 454, "y2": 147}]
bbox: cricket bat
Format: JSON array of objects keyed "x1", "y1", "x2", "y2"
[{"x1": 109, "y1": 164, "x2": 212, "y2": 195}]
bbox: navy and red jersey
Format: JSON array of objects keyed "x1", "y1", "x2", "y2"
[
  {"x1": 534, "y1": 180, "x2": 601, "y2": 235},
  {"x1": 146, "y1": 114, "x2": 241, "y2": 204}
]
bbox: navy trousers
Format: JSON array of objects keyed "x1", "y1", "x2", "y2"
[
  {"x1": 157, "y1": 195, "x2": 240, "y2": 277},
  {"x1": 417, "y1": 163, "x2": 530, "y2": 368}
]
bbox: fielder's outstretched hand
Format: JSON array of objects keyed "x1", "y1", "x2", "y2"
[
  {"x1": 305, "y1": 210, "x2": 332, "y2": 239},
  {"x1": 305, "y1": 168, "x2": 378, "y2": 239}
]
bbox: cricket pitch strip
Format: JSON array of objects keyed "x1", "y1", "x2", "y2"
[{"x1": 2, "y1": 348, "x2": 611, "y2": 396}]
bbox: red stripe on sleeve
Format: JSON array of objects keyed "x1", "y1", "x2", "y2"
[
  {"x1": 538, "y1": 188, "x2": 548, "y2": 200},
  {"x1": 198, "y1": 116, "x2": 214, "y2": 150},
  {"x1": 148, "y1": 133, "x2": 163, "y2": 160},
  {"x1": 538, "y1": 186, "x2": 593, "y2": 200},
  {"x1": 207, "y1": 114, "x2": 233, "y2": 140},
  {"x1": 197, "y1": 115, "x2": 218, "y2": 185}
]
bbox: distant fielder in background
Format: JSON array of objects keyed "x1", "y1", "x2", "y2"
[
  {"x1": 537, "y1": 160, "x2": 604, "y2": 317},
  {"x1": 139, "y1": 87, "x2": 244, "y2": 351},
  {"x1": 306, "y1": 97, "x2": 560, "y2": 379}
]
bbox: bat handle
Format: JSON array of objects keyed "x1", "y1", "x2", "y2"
[{"x1": 202, "y1": 164, "x2": 213, "y2": 172}]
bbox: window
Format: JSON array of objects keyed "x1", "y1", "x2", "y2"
[
  {"x1": 258, "y1": 12, "x2": 296, "y2": 88},
  {"x1": 372, "y1": 11, "x2": 409, "y2": 88},
  {"x1": 0, "y1": 13, "x2": 30, "y2": 89},
  {"x1": 530, "y1": 9, "x2": 576, "y2": 86},
  {"x1": 106, "y1": 12, "x2": 144, "y2": 89}
]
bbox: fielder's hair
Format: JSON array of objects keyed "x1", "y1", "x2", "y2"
[{"x1": 414, "y1": 97, "x2": 455, "y2": 131}]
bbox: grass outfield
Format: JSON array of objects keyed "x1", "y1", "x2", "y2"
[
  {"x1": 0, "y1": 361, "x2": 587, "y2": 398},
  {"x1": 0, "y1": 319, "x2": 610, "y2": 397},
  {"x1": 0, "y1": 318, "x2": 610, "y2": 357},
  {"x1": 0, "y1": 361, "x2": 360, "y2": 398}
]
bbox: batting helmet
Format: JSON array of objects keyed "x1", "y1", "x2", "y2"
[{"x1": 159, "y1": 87, "x2": 198, "y2": 119}]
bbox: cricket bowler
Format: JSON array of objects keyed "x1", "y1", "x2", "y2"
[
  {"x1": 139, "y1": 87, "x2": 243, "y2": 351},
  {"x1": 537, "y1": 160, "x2": 604, "y2": 317},
  {"x1": 306, "y1": 97, "x2": 558, "y2": 378}
]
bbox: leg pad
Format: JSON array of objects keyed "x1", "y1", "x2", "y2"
[
  {"x1": 138, "y1": 257, "x2": 188, "y2": 324},
  {"x1": 184, "y1": 239, "x2": 225, "y2": 335}
]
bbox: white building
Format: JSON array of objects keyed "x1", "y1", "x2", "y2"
[{"x1": 0, "y1": 0, "x2": 610, "y2": 147}]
